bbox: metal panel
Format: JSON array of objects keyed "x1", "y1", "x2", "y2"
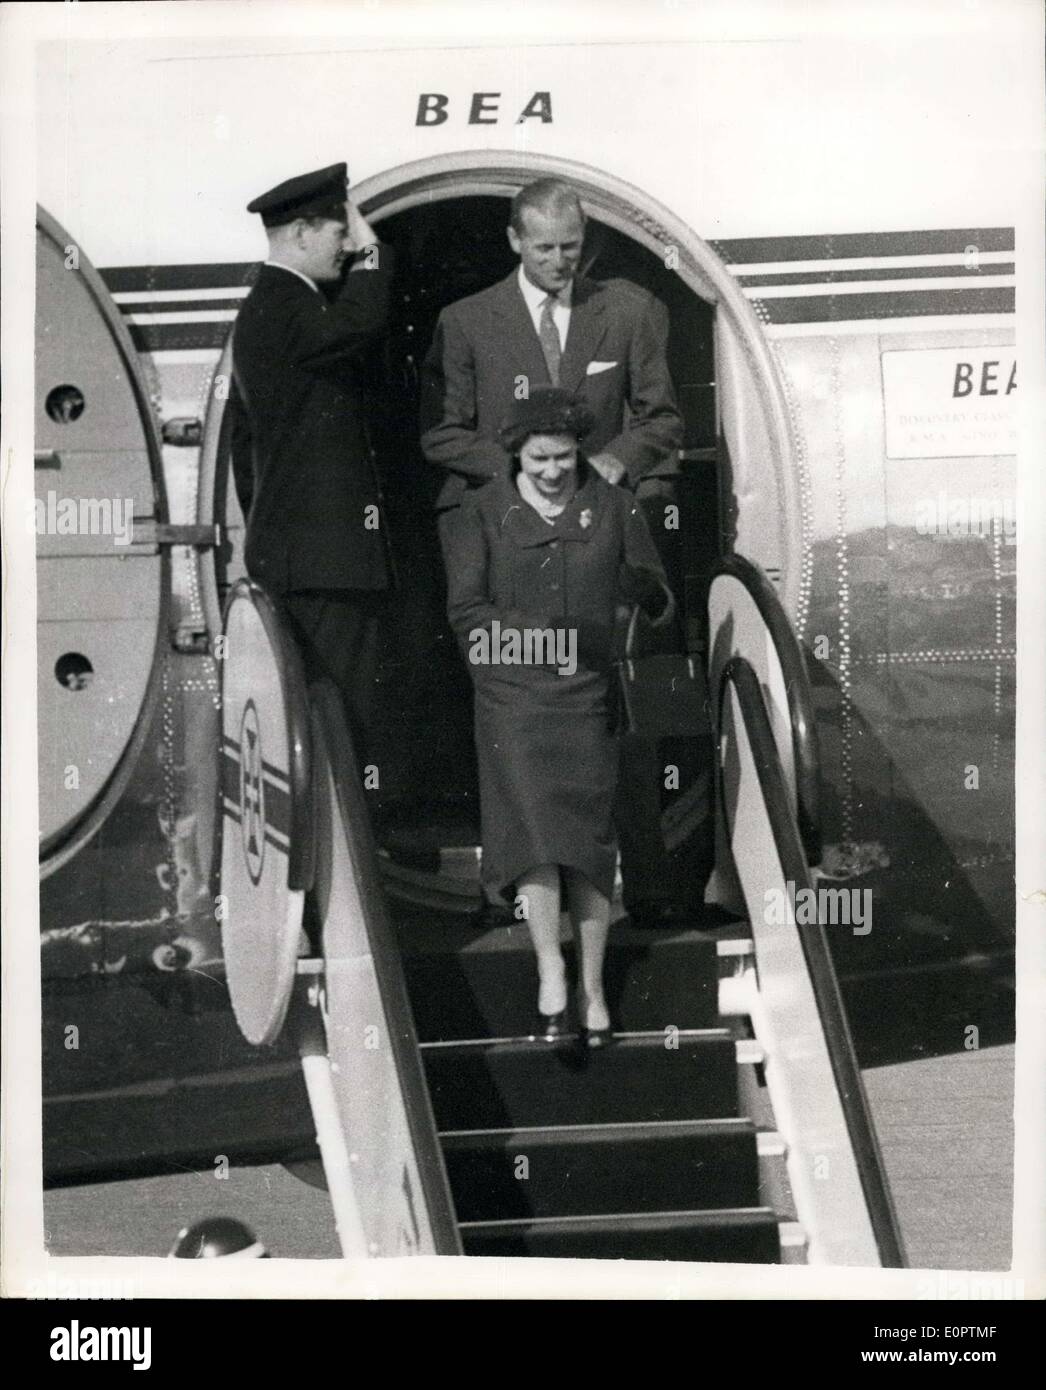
[
  {"x1": 36, "y1": 210, "x2": 167, "y2": 858},
  {"x1": 714, "y1": 312, "x2": 793, "y2": 584},
  {"x1": 773, "y1": 326, "x2": 1015, "y2": 944}
]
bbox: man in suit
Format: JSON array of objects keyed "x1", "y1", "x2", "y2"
[
  {"x1": 420, "y1": 178, "x2": 689, "y2": 926},
  {"x1": 420, "y1": 178, "x2": 681, "y2": 517},
  {"x1": 230, "y1": 162, "x2": 395, "y2": 761}
]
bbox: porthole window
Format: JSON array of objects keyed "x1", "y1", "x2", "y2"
[
  {"x1": 55, "y1": 652, "x2": 94, "y2": 691},
  {"x1": 45, "y1": 384, "x2": 85, "y2": 423}
]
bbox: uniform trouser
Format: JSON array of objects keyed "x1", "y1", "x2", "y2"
[
  {"x1": 280, "y1": 588, "x2": 386, "y2": 767},
  {"x1": 436, "y1": 505, "x2": 465, "y2": 563},
  {"x1": 283, "y1": 589, "x2": 384, "y2": 951}
]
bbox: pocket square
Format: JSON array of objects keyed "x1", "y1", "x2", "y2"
[{"x1": 586, "y1": 360, "x2": 618, "y2": 375}]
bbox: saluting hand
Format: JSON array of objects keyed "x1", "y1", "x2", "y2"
[{"x1": 345, "y1": 199, "x2": 379, "y2": 258}]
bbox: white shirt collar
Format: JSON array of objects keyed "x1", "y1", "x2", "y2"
[
  {"x1": 264, "y1": 259, "x2": 320, "y2": 295},
  {"x1": 517, "y1": 265, "x2": 573, "y2": 314}
]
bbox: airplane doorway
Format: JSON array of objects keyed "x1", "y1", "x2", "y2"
[
  {"x1": 352, "y1": 152, "x2": 803, "y2": 597},
  {"x1": 203, "y1": 153, "x2": 802, "y2": 857},
  {"x1": 364, "y1": 192, "x2": 718, "y2": 839}
]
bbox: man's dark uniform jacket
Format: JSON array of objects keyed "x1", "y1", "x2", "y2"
[
  {"x1": 229, "y1": 251, "x2": 395, "y2": 595},
  {"x1": 419, "y1": 270, "x2": 683, "y2": 510}
]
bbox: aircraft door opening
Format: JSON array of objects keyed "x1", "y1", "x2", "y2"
[
  {"x1": 198, "y1": 154, "x2": 801, "y2": 855},
  {"x1": 349, "y1": 153, "x2": 803, "y2": 607}
]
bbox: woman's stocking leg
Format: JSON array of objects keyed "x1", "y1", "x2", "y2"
[
  {"x1": 518, "y1": 865, "x2": 566, "y2": 1015},
  {"x1": 564, "y1": 868, "x2": 611, "y2": 1031}
]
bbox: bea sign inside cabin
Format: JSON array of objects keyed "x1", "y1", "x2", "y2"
[{"x1": 881, "y1": 348, "x2": 1017, "y2": 459}]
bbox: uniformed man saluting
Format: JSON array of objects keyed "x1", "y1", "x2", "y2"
[{"x1": 230, "y1": 162, "x2": 394, "y2": 760}]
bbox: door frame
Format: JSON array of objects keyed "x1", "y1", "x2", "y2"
[
  {"x1": 200, "y1": 150, "x2": 804, "y2": 631},
  {"x1": 351, "y1": 149, "x2": 804, "y2": 615}
]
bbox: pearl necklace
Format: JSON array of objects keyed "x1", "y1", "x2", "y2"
[{"x1": 517, "y1": 472, "x2": 577, "y2": 521}]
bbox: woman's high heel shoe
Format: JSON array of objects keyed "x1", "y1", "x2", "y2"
[
  {"x1": 578, "y1": 993, "x2": 613, "y2": 1048},
  {"x1": 532, "y1": 1009, "x2": 575, "y2": 1043},
  {"x1": 534, "y1": 961, "x2": 572, "y2": 1042}
]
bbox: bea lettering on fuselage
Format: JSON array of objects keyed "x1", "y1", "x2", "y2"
[{"x1": 416, "y1": 92, "x2": 553, "y2": 125}]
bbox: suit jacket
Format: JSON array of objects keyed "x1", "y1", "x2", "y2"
[
  {"x1": 230, "y1": 252, "x2": 395, "y2": 594},
  {"x1": 419, "y1": 270, "x2": 683, "y2": 512}
]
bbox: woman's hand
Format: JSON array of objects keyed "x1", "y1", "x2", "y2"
[
  {"x1": 564, "y1": 617, "x2": 614, "y2": 672},
  {"x1": 620, "y1": 574, "x2": 676, "y2": 632},
  {"x1": 619, "y1": 566, "x2": 671, "y2": 620}
]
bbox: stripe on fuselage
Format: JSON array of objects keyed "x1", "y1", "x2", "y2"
[{"x1": 99, "y1": 225, "x2": 1016, "y2": 351}]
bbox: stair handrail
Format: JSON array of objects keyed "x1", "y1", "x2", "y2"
[
  {"x1": 718, "y1": 654, "x2": 906, "y2": 1267},
  {"x1": 712, "y1": 554, "x2": 821, "y2": 863},
  {"x1": 309, "y1": 680, "x2": 462, "y2": 1255}
]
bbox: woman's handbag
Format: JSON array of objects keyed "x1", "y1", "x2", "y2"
[{"x1": 615, "y1": 605, "x2": 711, "y2": 737}]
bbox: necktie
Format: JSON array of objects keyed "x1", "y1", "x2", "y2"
[{"x1": 538, "y1": 293, "x2": 562, "y2": 385}]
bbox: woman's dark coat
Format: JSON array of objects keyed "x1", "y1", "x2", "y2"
[{"x1": 444, "y1": 460, "x2": 672, "y2": 899}]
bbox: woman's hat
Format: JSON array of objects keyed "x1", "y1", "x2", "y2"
[{"x1": 499, "y1": 386, "x2": 595, "y2": 453}]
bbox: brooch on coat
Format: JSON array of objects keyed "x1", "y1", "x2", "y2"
[{"x1": 579, "y1": 508, "x2": 593, "y2": 529}]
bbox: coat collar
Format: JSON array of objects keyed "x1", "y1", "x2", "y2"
[
  {"x1": 257, "y1": 262, "x2": 320, "y2": 294},
  {"x1": 262, "y1": 260, "x2": 321, "y2": 295},
  {"x1": 488, "y1": 459, "x2": 609, "y2": 548},
  {"x1": 489, "y1": 271, "x2": 608, "y2": 393},
  {"x1": 516, "y1": 265, "x2": 573, "y2": 314}
]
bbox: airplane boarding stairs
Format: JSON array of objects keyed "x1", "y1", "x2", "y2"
[
  {"x1": 398, "y1": 911, "x2": 795, "y2": 1262},
  {"x1": 42, "y1": 556, "x2": 905, "y2": 1269},
  {"x1": 369, "y1": 550, "x2": 905, "y2": 1265},
  {"x1": 199, "y1": 556, "x2": 904, "y2": 1264}
]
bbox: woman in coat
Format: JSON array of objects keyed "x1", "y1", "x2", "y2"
[{"x1": 444, "y1": 386, "x2": 674, "y2": 1044}]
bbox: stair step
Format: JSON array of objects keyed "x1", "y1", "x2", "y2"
[
  {"x1": 756, "y1": 1130, "x2": 787, "y2": 1158},
  {"x1": 380, "y1": 859, "x2": 481, "y2": 914},
  {"x1": 460, "y1": 1207, "x2": 782, "y2": 1262},
  {"x1": 779, "y1": 1221, "x2": 808, "y2": 1250},
  {"x1": 440, "y1": 1118, "x2": 760, "y2": 1221},
  {"x1": 423, "y1": 1033, "x2": 739, "y2": 1131},
  {"x1": 735, "y1": 1038, "x2": 766, "y2": 1065},
  {"x1": 401, "y1": 923, "x2": 722, "y2": 1041},
  {"x1": 716, "y1": 937, "x2": 755, "y2": 959}
]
